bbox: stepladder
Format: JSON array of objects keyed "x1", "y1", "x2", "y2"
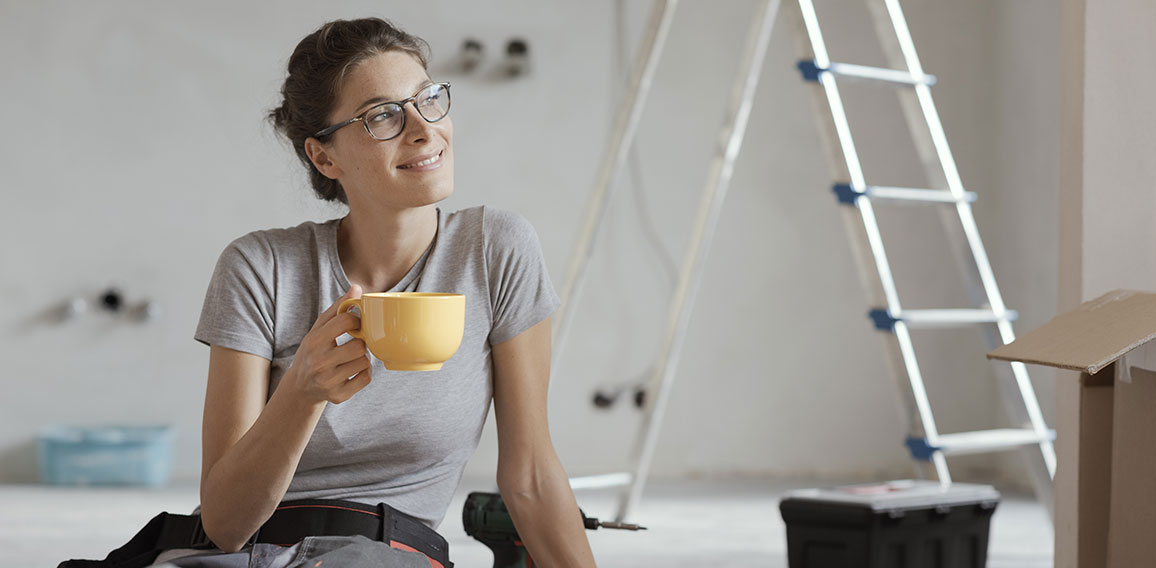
[{"x1": 558, "y1": 0, "x2": 1056, "y2": 522}]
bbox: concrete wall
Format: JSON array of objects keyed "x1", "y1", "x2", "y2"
[
  {"x1": 1077, "y1": 0, "x2": 1156, "y2": 299},
  {"x1": 0, "y1": 0, "x2": 1060, "y2": 489}
]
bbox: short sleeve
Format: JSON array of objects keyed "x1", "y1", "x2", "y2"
[
  {"x1": 483, "y1": 207, "x2": 562, "y2": 345},
  {"x1": 193, "y1": 233, "x2": 276, "y2": 359}
]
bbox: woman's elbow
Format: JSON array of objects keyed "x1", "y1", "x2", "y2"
[
  {"x1": 497, "y1": 460, "x2": 559, "y2": 501},
  {"x1": 199, "y1": 506, "x2": 249, "y2": 553},
  {"x1": 496, "y1": 467, "x2": 537, "y2": 501}
]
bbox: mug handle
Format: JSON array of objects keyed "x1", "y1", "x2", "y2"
[{"x1": 337, "y1": 298, "x2": 365, "y2": 340}]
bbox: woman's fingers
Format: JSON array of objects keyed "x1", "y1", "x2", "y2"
[
  {"x1": 289, "y1": 285, "x2": 374, "y2": 405},
  {"x1": 326, "y1": 358, "x2": 373, "y2": 403},
  {"x1": 330, "y1": 371, "x2": 373, "y2": 404},
  {"x1": 321, "y1": 311, "x2": 363, "y2": 340},
  {"x1": 338, "y1": 337, "x2": 368, "y2": 358},
  {"x1": 324, "y1": 338, "x2": 369, "y2": 368}
]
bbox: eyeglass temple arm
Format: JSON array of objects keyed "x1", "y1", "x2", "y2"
[{"x1": 314, "y1": 117, "x2": 362, "y2": 139}]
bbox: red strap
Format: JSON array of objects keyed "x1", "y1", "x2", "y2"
[
  {"x1": 390, "y1": 540, "x2": 444, "y2": 568},
  {"x1": 274, "y1": 504, "x2": 382, "y2": 517}
]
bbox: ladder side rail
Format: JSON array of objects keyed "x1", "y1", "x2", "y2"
[
  {"x1": 552, "y1": 0, "x2": 678, "y2": 370},
  {"x1": 869, "y1": 0, "x2": 1013, "y2": 322},
  {"x1": 864, "y1": 0, "x2": 1056, "y2": 513},
  {"x1": 790, "y1": 0, "x2": 947, "y2": 482},
  {"x1": 785, "y1": 0, "x2": 930, "y2": 481},
  {"x1": 859, "y1": 0, "x2": 989, "y2": 314},
  {"x1": 982, "y1": 357, "x2": 1059, "y2": 515},
  {"x1": 614, "y1": 0, "x2": 783, "y2": 524},
  {"x1": 1007, "y1": 360, "x2": 1058, "y2": 514},
  {"x1": 856, "y1": 5, "x2": 1034, "y2": 475},
  {"x1": 870, "y1": 0, "x2": 1056, "y2": 476}
]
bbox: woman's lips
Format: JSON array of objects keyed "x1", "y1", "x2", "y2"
[{"x1": 397, "y1": 150, "x2": 444, "y2": 171}]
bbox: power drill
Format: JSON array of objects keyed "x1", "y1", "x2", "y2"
[{"x1": 462, "y1": 491, "x2": 646, "y2": 568}]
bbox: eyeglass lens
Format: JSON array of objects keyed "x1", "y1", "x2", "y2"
[{"x1": 365, "y1": 83, "x2": 450, "y2": 140}]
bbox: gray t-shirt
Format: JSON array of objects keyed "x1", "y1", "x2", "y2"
[{"x1": 194, "y1": 205, "x2": 561, "y2": 529}]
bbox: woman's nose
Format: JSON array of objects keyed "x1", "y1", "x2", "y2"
[{"x1": 401, "y1": 102, "x2": 435, "y2": 143}]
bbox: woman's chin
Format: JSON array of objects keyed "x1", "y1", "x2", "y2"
[
  {"x1": 410, "y1": 185, "x2": 453, "y2": 208},
  {"x1": 422, "y1": 183, "x2": 451, "y2": 198}
]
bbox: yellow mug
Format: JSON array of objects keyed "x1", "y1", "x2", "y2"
[{"x1": 338, "y1": 292, "x2": 465, "y2": 371}]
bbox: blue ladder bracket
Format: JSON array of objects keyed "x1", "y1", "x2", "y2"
[
  {"x1": 905, "y1": 437, "x2": 938, "y2": 461},
  {"x1": 797, "y1": 60, "x2": 823, "y2": 82},
  {"x1": 869, "y1": 309, "x2": 898, "y2": 332},
  {"x1": 833, "y1": 183, "x2": 862, "y2": 205}
]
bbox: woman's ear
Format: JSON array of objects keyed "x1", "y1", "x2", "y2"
[{"x1": 305, "y1": 137, "x2": 343, "y2": 180}]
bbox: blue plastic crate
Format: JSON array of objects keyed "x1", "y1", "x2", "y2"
[{"x1": 38, "y1": 426, "x2": 175, "y2": 486}]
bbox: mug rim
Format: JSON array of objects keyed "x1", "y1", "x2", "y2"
[{"x1": 360, "y1": 292, "x2": 463, "y2": 299}]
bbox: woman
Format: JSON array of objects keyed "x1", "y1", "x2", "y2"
[{"x1": 67, "y1": 16, "x2": 595, "y2": 568}]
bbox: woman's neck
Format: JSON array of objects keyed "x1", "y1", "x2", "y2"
[{"x1": 337, "y1": 203, "x2": 438, "y2": 293}]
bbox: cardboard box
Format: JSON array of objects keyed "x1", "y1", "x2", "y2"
[{"x1": 987, "y1": 289, "x2": 1156, "y2": 568}]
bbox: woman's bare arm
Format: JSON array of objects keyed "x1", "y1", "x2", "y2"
[
  {"x1": 198, "y1": 345, "x2": 326, "y2": 552},
  {"x1": 493, "y1": 317, "x2": 596, "y2": 567},
  {"x1": 199, "y1": 285, "x2": 370, "y2": 552}
]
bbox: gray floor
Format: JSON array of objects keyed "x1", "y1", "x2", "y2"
[{"x1": 0, "y1": 478, "x2": 1052, "y2": 567}]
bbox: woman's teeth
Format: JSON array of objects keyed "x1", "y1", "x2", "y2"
[{"x1": 399, "y1": 152, "x2": 441, "y2": 169}]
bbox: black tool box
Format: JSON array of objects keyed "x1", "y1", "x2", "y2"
[{"x1": 779, "y1": 480, "x2": 1001, "y2": 568}]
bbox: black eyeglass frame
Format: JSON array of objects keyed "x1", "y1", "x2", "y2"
[{"x1": 312, "y1": 81, "x2": 452, "y2": 141}]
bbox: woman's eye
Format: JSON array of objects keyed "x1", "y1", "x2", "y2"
[{"x1": 370, "y1": 111, "x2": 396, "y2": 123}]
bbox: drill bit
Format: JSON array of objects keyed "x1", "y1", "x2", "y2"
[
  {"x1": 596, "y1": 520, "x2": 647, "y2": 531},
  {"x1": 582, "y1": 516, "x2": 647, "y2": 531}
]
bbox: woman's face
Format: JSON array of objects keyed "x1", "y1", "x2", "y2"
[{"x1": 317, "y1": 50, "x2": 454, "y2": 210}]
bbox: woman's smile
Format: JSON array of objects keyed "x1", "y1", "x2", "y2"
[{"x1": 397, "y1": 149, "x2": 444, "y2": 172}]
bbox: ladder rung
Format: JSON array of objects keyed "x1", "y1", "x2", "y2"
[
  {"x1": 870, "y1": 309, "x2": 1018, "y2": 331},
  {"x1": 568, "y1": 472, "x2": 633, "y2": 490},
  {"x1": 797, "y1": 60, "x2": 937, "y2": 86},
  {"x1": 833, "y1": 184, "x2": 978, "y2": 205},
  {"x1": 906, "y1": 429, "x2": 1056, "y2": 460}
]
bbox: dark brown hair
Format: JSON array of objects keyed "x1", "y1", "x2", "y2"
[{"x1": 269, "y1": 18, "x2": 431, "y2": 204}]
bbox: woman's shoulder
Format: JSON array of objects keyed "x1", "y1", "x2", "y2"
[
  {"x1": 216, "y1": 218, "x2": 338, "y2": 265},
  {"x1": 442, "y1": 205, "x2": 533, "y2": 230},
  {"x1": 442, "y1": 205, "x2": 539, "y2": 244},
  {"x1": 439, "y1": 207, "x2": 545, "y2": 263}
]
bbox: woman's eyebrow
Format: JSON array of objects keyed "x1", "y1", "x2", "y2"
[{"x1": 353, "y1": 80, "x2": 435, "y2": 114}]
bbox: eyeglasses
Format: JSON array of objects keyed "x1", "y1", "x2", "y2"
[{"x1": 313, "y1": 82, "x2": 451, "y2": 141}]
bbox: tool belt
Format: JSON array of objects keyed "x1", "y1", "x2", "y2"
[{"x1": 57, "y1": 498, "x2": 452, "y2": 568}]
